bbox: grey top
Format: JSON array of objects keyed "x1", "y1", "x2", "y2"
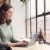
[{"x1": 0, "y1": 23, "x2": 17, "y2": 47}]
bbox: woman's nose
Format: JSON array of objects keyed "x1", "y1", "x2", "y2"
[{"x1": 10, "y1": 14, "x2": 12, "y2": 17}]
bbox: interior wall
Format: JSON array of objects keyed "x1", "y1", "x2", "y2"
[{"x1": 11, "y1": 0, "x2": 26, "y2": 39}]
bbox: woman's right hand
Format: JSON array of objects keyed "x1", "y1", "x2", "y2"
[{"x1": 16, "y1": 41, "x2": 28, "y2": 47}]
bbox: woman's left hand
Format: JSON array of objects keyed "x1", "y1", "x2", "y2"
[{"x1": 22, "y1": 40, "x2": 29, "y2": 46}]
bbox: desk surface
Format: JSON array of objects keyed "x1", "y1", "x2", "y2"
[{"x1": 11, "y1": 43, "x2": 50, "y2": 50}]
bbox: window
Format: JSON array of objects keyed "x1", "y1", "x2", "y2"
[{"x1": 26, "y1": 0, "x2": 50, "y2": 42}]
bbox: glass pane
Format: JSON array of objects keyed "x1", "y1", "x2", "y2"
[
  {"x1": 27, "y1": 1, "x2": 30, "y2": 19},
  {"x1": 46, "y1": 15, "x2": 50, "y2": 42},
  {"x1": 46, "y1": 0, "x2": 50, "y2": 12},
  {"x1": 27, "y1": 20, "x2": 30, "y2": 38},
  {"x1": 31, "y1": 18, "x2": 36, "y2": 35},
  {"x1": 31, "y1": 0, "x2": 35, "y2": 17},
  {"x1": 27, "y1": 0, "x2": 35, "y2": 19},
  {"x1": 38, "y1": 0, "x2": 44, "y2": 15},
  {"x1": 37, "y1": 17, "x2": 44, "y2": 35}
]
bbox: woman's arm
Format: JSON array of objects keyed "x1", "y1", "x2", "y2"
[
  {"x1": 10, "y1": 36, "x2": 19, "y2": 43},
  {"x1": 0, "y1": 40, "x2": 26, "y2": 47},
  {"x1": 7, "y1": 41, "x2": 26, "y2": 47},
  {"x1": 10, "y1": 26, "x2": 29, "y2": 47},
  {"x1": 0, "y1": 29, "x2": 9, "y2": 47},
  {"x1": 10, "y1": 37, "x2": 28, "y2": 47}
]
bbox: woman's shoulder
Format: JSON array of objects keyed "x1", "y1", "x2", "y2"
[{"x1": 0, "y1": 23, "x2": 8, "y2": 30}]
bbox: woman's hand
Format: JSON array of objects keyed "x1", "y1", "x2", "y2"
[
  {"x1": 22, "y1": 40, "x2": 29, "y2": 46},
  {"x1": 16, "y1": 41, "x2": 29, "y2": 47}
]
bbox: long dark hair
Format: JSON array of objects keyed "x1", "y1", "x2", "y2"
[{"x1": 0, "y1": 3, "x2": 13, "y2": 25}]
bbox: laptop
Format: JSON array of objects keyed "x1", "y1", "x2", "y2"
[{"x1": 28, "y1": 33, "x2": 40, "y2": 46}]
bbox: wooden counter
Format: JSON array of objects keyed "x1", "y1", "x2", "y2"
[{"x1": 11, "y1": 43, "x2": 50, "y2": 50}]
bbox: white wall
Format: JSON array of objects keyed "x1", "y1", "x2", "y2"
[{"x1": 11, "y1": 0, "x2": 26, "y2": 39}]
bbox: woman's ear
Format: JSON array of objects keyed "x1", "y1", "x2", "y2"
[
  {"x1": 1, "y1": 10, "x2": 6, "y2": 16},
  {"x1": 2, "y1": 10, "x2": 5, "y2": 13},
  {"x1": 1, "y1": 10, "x2": 6, "y2": 15}
]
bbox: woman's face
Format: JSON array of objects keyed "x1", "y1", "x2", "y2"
[{"x1": 5, "y1": 8, "x2": 13, "y2": 20}]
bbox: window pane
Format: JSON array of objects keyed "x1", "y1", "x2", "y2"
[
  {"x1": 38, "y1": 0, "x2": 44, "y2": 15},
  {"x1": 46, "y1": 15, "x2": 50, "y2": 42},
  {"x1": 27, "y1": 1, "x2": 30, "y2": 19},
  {"x1": 27, "y1": 0, "x2": 35, "y2": 19},
  {"x1": 31, "y1": 0, "x2": 35, "y2": 17},
  {"x1": 37, "y1": 17, "x2": 44, "y2": 34},
  {"x1": 46, "y1": 0, "x2": 50, "y2": 12},
  {"x1": 31, "y1": 18, "x2": 36, "y2": 35},
  {"x1": 27, "y1": 20, "x2": 30, "y2": 38}
]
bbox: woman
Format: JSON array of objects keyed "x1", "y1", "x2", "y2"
[{"x1": 0, "y1": 3, "x2": 28, "y2": 50}]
